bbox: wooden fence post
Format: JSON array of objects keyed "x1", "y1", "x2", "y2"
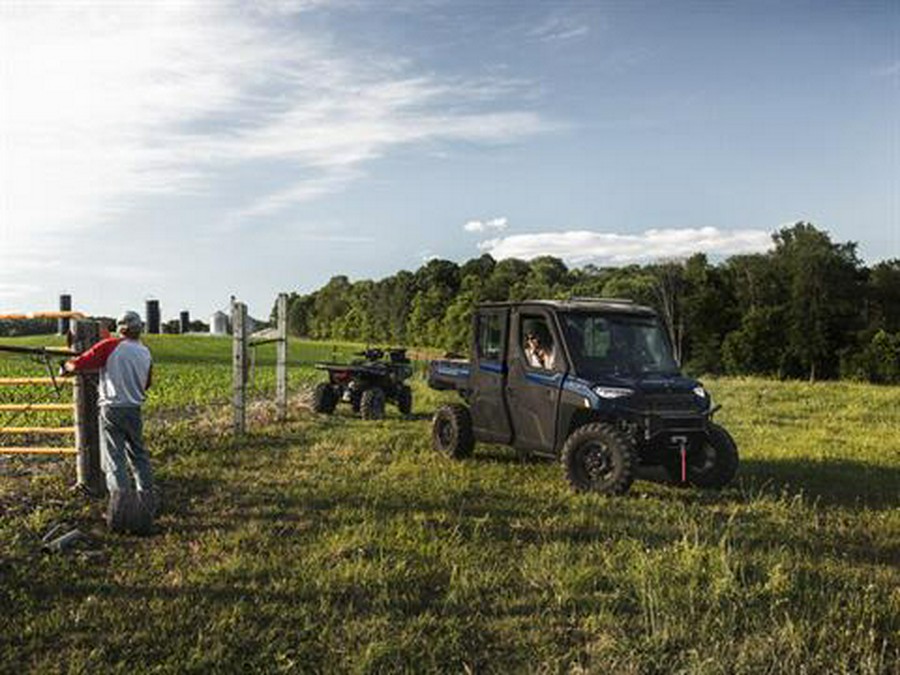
[
  {"x1": 232, "y1": 300, "x2": 247, "y2": 435},
  {"x1": 276, "y1": 293, "x2": 288, "y2": 422},
  {"x1": 72, "y1": 320, "x2": 104, "y2": 495}
]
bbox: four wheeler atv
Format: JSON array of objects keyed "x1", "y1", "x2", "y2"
[
  {"x1": 312, "y1": 348, "x2": 413, "y2": 420},
  {"x1": 428, "y1": 298, "x2": 739, "y2": 495}
]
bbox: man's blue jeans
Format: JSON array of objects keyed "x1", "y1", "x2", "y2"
[{"x1": 99, "y1": 405, "x2": 153, "y2": 493}]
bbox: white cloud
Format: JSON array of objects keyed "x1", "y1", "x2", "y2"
[
  {"x1": 464, "y1": 217, "x2": 509, "y2": 233},
  {"x1": 249, "y1": 0, "x2": 344, "y2": 15},
  {"x1": 527, "y1": 16, "x2": 590, "y2": 43},
  {"x1": 0, "y1": 1, "x2": 550, "y2": 279},
  {"x1": 478, "y1": 227, "x2": 772, "y2": 264},
  {"x1": 232, "y1": 169, "x2": 363, "y2": 220}
]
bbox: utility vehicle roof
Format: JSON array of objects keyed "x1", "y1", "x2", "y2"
[{"x1": 477, "y1": 298, "x2": 657, "y2": 316}]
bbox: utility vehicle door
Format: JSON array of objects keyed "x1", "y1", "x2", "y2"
[
  {"x1": 506, "y1": 309, "x2": 567, "y2": 455},
  {"x1": 469, "y1": 308, "x2": 513, "y2": 444}
]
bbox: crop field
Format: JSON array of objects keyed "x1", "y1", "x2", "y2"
[{"x1": 0, "y1": 335, "x2": 898, "y2": 673}]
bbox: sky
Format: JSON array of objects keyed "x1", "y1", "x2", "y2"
[{"x1": 1, "y1": 0, "x2": 897, "y2": 321}]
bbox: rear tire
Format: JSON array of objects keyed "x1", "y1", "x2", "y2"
[
  {"x1": 360, "y1": 387, "x2": 386, "y2": 420},
  {"x1": 432, "y1": 404, "x2": 474, "y2": 459},
  {"x1": 562, "y1": 423, "x2": 635, "y2": 495},
  {"x1": 349, "y1": 387, "x2": 362, "y2": 414},
  {"x1": 665, "y1": 423, "x2": 739, "y2": 489},
  {"x1": 312, "y1": 383, "x2": 338, "y2": 414},
  {"x1": 396, "y1": 385, "x2": 413, "y2": 415}
]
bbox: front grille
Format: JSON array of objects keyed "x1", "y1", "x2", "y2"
[{"x1": 633, "y1": 392, "x2": 701, "y2": 414}]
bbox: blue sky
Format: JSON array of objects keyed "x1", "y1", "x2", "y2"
[{"x1": 1, "y1": 0, "x2": 897, "y2": 321}]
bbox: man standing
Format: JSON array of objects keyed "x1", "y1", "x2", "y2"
[{"x1": 64, "y1": 311, "x2": 154, "y2": 504}]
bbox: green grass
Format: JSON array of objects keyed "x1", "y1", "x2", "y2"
[{"x1": 0, "y1": 336, "x2": 898, "y2": 673}]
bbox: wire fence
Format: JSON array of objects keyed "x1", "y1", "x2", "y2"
[{"x1": 0, "y1": 335, "x2": 442, "y2": 435}]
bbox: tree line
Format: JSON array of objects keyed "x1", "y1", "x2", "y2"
[{"x1": 281, "y1": 221, "x2": 899, "y2": 383}]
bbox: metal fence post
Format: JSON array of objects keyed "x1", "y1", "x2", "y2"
[
  {"x1": 276, "y1": 293, "x2": 288, "y2": 422},
  {"x1": 232, "y1": 300, "x2": 247, "y2": 435}
]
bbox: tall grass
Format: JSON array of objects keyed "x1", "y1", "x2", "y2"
[{"x1": 0, "y1": 337, "x2": 897, "y2": 673}]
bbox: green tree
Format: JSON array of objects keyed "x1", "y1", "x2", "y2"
[
  {"x1": 522, "y1": 256, "x2": 570, "y2": 299},
  {"x1": 773, "y1": 222, "x2": 864, "y2": 381},
  {"x1": 311, "y1": 276, "x2": 352, "y2": 339},
  {"x1": 483, "y1": 258, "x2": 530, "y2": 301},
  {"x1": 722, "y1": 306, "x2": 787, "y2": 376},
  {"x1": 649, "y1": 261, "x2": 687, "y2": 364},
  {"x1": 867, "y1": 259, "x2": 900, "y2": 332},
  {"x1": 601, "y1": 269, "x2": 657, "y2": 306},
  {"x1": 681, "y1": 254, "x2": 739, "y2": 374}
]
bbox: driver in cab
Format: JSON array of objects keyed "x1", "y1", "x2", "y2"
[{"x1": 523, "y1": 322, "x2": 558, "y2": 370}]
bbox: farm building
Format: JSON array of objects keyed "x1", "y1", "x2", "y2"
[{"x1": 209, "y1": 311, "x2": 230, "y2": 335}]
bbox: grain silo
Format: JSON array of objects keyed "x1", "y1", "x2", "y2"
[
  {"x1": 58, "y1": 294, "x2": 72, "y2": 334},
  {"x1": 146, "y1": 300, "x2": 160, "y2": 334},
  {"x1": 210, "y1": 311, "x2": 230, "y2": 335}
]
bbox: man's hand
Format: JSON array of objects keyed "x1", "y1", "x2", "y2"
[{"x1": 59, "y1": 360, "x2": 75, "y2": 377}]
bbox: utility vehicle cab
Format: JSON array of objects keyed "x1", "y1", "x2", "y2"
[{"x1": 428, "y1": 298, "x2": 738, "y2": 494}]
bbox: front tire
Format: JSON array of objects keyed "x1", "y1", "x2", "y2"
[
  {"x1": 666, "y1": 423, "x2": 739, "y2": 489},
  {"x1": 432, "y1": 404, "x2": 474, "y2": 459},
  {"x1": 562, "y1": 423, "x2": 635, "y2": 495},
  {"x1": 396, "y1": 385, "x2": 413, "y2": 415},
  {"x1": 312, "y1": 383, "x2": 338, "y2": 414},
  {"x1": 360, "y1": 387, "x2": 386, "y2": 420}
]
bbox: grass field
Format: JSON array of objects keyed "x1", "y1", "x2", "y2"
[{"x1": 1, "y1": 335, "x2": 898, "y2": 673}]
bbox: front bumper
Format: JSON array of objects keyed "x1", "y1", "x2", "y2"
[{"x1": 618, "y1": 392, "x2": 711, "y2": 442}]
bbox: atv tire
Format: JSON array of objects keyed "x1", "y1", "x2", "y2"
[
  {"x1": 396, "y1": 385, "x2": 413, "y2": 416},
  {"x1": 312, "y1": 383, "x2": 338, "y2": 414},
  {"x1": 665, "y1": 423, "x2": 739, "y2": 489},
  {"x1": 349, "y1": 388, "x2": 362, "y2": 414},
  {"x1": 432, "y1": 404, "x2": 474, "y2": 459},
  {"x1": 360, "y1": 387, "x2": 386, "y2": 420},
  {"x1": 562, "y1": 423, "x2": 635, "y2": 495}
]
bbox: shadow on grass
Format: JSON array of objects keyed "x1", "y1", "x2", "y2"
[
  {"x1": 738, "y1": 457, "x2": 900, "y2": 510},
  {"x1": 461, "y1": 446, "x2": 899, "y2": 510}
]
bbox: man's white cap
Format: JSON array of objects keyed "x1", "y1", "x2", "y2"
[{"x1": 117, "y1": 310, "x2": 143, "y2": 332}]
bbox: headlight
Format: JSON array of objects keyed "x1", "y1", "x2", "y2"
[
  {"x1": 593, "y1": 386, "x2": 634, "y2": 399},
  {"x1": 693, "y1": 386, "x2": 712, "y2": 407}
]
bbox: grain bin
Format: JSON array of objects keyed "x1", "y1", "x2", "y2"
[
  {"x1": 210, "y1": 310, "x2": 230, "y2": 335},
  {"x1": 146, "y1": 300, "x2": 160, "y2": 334}
]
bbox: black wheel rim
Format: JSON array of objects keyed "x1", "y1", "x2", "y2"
[
  {"x1": 578, "y1": 440, "x2": 616, "y2": 486},
  {"x1": 689, "y1": 443, "x2": 716, "y2": 475}
]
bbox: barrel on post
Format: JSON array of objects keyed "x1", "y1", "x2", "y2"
[
  {"x1": 276, "y1": 293, "x2": 288, "y2": 422},
  {"x1": 145, "y1": 300, "x2": 160, "y2": 335},
  {"x1": 179, "y1": 310, "x2": 190, "y2": 334},
  {"x1": 72, "y1": 319, "x2": 104, "y2": 496},
  {"x1": 232, "y1": 300, "x2": 248, "y2": 435},
  {"x1": 58, "y1": 295, "x2": 72, "y2": 335}
]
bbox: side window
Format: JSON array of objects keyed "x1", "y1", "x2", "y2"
[
  {"x1": 477, "y1": 313, "x2": 503, "y2": 362},
  {"x1": 520, "y1": 315, "x2": 562, "y2": 372}
]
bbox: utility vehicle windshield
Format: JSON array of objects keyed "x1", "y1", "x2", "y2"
[{"x1": 560, "y1": 312, "x2": 678, "y2": 377}]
